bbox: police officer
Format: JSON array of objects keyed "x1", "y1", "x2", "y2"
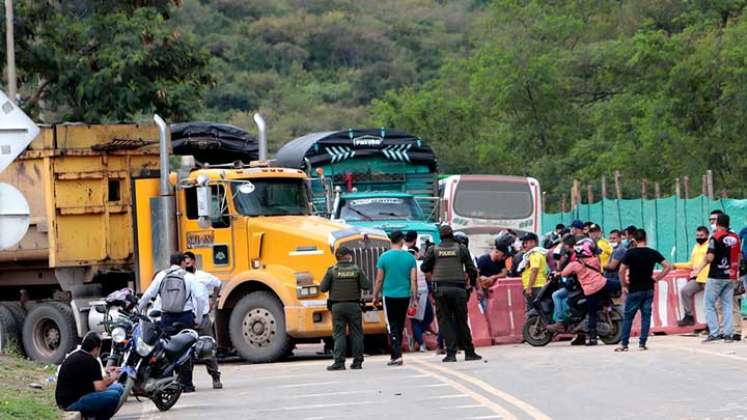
[
  {"x1": 421, "y1": 225, "x2": 481, "y2": 363},
  {"x1": 320, "y1": 247, "x2": 371, "y2": 371}
]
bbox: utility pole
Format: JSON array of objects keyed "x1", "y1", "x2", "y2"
[{"x1": 5, "y1": 0, "x2": 16, "y2": 103}]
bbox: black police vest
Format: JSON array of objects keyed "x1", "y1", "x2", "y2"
[
  {"x1": 328, "y1": 265, "x2": 362, "y2": 302},
  {"x1": 431, "y1": 243, "x2": 466, "y2": 283}
]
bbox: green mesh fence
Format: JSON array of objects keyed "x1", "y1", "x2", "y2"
[{"x1": 543, "y1": 195, "x2": 747, "y2": 262}]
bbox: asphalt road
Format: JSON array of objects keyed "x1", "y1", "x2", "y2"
[{"x1": 115, "y1": 335, "x2": 747, "y2": 420}]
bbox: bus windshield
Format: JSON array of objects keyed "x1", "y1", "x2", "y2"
[
  {"x1": 453, "y1": 180, "x2": 533, "y2": 220},
  {"x1": 231, "y1": 179, "x2": 310, "y2": 217},
  {"x1": 338, "y1": 196, "x2": 423, "y2": 221}
]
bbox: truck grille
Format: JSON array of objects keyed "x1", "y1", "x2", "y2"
[{"x1": 339, "y1": 239, "x2": 390, "y2": 300}]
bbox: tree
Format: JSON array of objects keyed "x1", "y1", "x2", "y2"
[{"x1": 0, "y1": 0, "x2": 211, "y2": 122}]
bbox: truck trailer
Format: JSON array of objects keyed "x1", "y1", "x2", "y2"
[{"x1": 0, "y1": 117, "x2": 390, "y2": 364}]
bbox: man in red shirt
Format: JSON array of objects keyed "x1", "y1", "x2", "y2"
[{"x1": 703, "y1": 213, "x2": 741, "y2": 343}]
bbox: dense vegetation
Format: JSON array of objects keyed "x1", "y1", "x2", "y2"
[{"x1": 3, "y1": 1, "x2": 747, "y2": 206}]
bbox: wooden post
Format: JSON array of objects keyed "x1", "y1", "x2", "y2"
[
  {"x1": 641, "y1": 178, "x2": 648, "y2": 199},
  {"x1": 654, "y1": 182, "x2": 661, "y2": 199},
  {"x1": 561, "y1": 194, "x2": 567, "y2": 213},
  {"x1": 675, "y1": 177, "x2": 681, "y2": 198},
  {"x1": 601, "y1": 175, "x2": 608, "y2": 199},
  {"x1": 542, "y1": 191, "x2": 547, "y2": 212},
  {"x1": 706, "y1": 170, "x2": 714, "y2": 199},
  {"x1": 572, "y1": 179, "x2": 581, "y2": 208},
  {"x1": 587, "y1": 183, "x2": 594, "y2": 203},
  {"x1": 614, "y1": 170, "x2": 622, "y2": 199},
  {"x1": 702, "y1": 174, "x2": 708, "y2": 196},
  {"x1": 683, "y1": 176, "x2": 690, "y2": 199}
]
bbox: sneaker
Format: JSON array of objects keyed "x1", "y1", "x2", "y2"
[
  {"x1": 586, "y1": 338, "x2": 598, "y2": 346},
  {"x1": 724, "y1": 336, "x2": 734, "y2": 344},
  {"x1": 350, "y1": 361, "x2": 363, "y2": 370},
  {"x1": 442, "y1": 354, "x2": 457, "y2": 363},
  {"x1": 386, "y1": 358, "x2": 403, "y2": 367},
  {"x1": 326, "y1": 363, "x2": 346, "y2": 371},
  {"x1": 702, "y1": 335, "x2": 722, "y2": 344},
  {"x1": 212, "y1": 377, "x2": 223, "y2": 390},
  {"x1": 464, "y1": 352, "x2": 482, "y2": 361},
  {"x1": 677, "y1": 315, "x2": 695, "y2": 327},
  {"x1": 182, "y1": 385, "x2": 196, "y2": 393},
  {"x1": 419, "y1": 346, "x2": 427, "y2": 353},
  {"x1": 733, "y1": 334, "x2": 742, "y2": 341}
]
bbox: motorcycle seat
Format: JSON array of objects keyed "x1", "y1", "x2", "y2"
[{"x1": 164, "y1": 332, "x2": 197, "y2": 358}]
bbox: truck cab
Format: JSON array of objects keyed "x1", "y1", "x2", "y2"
[{"x1": 332, "y1": 191, "x2": 439, "y2": 249}]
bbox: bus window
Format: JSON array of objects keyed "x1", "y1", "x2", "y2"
[{"x1": 453, "y1": 180, "x2": 533, "y2": 220}]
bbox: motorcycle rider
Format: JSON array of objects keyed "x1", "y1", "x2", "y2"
[{"x1": 551, "y1": 241, "x2": 609, "y2": 345}]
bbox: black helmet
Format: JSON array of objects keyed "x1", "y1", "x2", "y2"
[{"x1": 454, "y1": 231, "x2": 469, "y2": 247}]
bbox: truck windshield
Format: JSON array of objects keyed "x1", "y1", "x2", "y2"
[
  {"x1": 453, "y1": 180, "x2": 533, "y2": 219},
  {"x1": 231, "y1": 179, "x2": 310, "y2": 217},
  {"x1": 339, "y1": 197, "x2": 423, "y2": 221}
]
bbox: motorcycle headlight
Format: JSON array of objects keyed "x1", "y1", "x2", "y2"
[
  {"x1": 111, "y1": 327, "x2": 127, "y2": 344},
  {"x1": 136, "y1": 338, "x2": 155, "y2": 357}
]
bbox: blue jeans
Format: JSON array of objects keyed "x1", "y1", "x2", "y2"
[
  {"x1": 552, "y1": 288, "x2": 569, "y2": 322},
  {"x1": 67, "y1": 383, "x2": 124, "y2": 420},
  {"x1": 621, "y1": 290, "x2": 654, "y2": 347},
  {"x1": 705, "y1": 278, "x2": 735, "y2": 338}
]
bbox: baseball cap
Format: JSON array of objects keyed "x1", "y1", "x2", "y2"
[
  {"x1": 570, "y1": 220, "x2": 584, "y2": 229},
  {"x1": 588, "y1": 223, "x2": 601, "y2": 233}
]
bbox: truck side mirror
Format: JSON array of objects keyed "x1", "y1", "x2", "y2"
[{"x1": 197, "y1": 185, "x2": 212, "y2": 228}]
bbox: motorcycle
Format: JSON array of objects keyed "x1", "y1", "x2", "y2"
[
  {"x1": 114, "y1": 310, "x2": 216, "y2": 412},
  {"x1": 102, "y1": 288, "x2": 139, "y2": 368},
  {"x1": 522, "y1": 274, "x2": 623, "y2": 347}
]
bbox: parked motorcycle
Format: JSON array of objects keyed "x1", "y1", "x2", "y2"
[
  {"x1": 115, "y1": 310, "x2": 215, "y2": 412},
  {"x1": 522, "y1": 274, "x2": 623, "y2": 346},
  {"x1": 102, "y1": 288, "x2": 139, "y2": 368}
]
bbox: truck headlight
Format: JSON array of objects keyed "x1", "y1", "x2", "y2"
[
  {"x1": 111, "y1": 327, "x2": 127, "y2": 344},
  {"x1": 296, "y1": 285, "x2": 320, "y2": 298}
]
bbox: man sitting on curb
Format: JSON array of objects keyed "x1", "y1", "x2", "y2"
[{"x1": 56, "y1": 332, "x2": 124, "y2": 420}]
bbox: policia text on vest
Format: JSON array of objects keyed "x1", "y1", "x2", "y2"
[
  {"x1": 421, "y1": 226, "x2": 482, "y2": 363},
  {"x1": 320, "y1": 247, "x2": 372, "y2": 371}
]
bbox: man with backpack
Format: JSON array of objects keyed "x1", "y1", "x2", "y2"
[{"x1": 138, "y1": 252, "x2": 205, "y2": 392}]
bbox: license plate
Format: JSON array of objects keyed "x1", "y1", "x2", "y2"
[{"x1": 363, "y1": 311, "x2": 381, "y2": 323}]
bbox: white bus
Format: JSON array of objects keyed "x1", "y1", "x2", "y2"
[{"x1": 439, "y1": 175, "x2": 542, "y2": 256}]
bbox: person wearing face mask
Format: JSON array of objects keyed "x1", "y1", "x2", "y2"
[
  {"x1": 706, "y1": 210, "x2": 743, "y2": 341},
  {"x1": 608, "y1": 230, "x2": 621, "y2": 250},
  {"x1": 676, "y1": 226, "x2": 711, "y2": 327}
]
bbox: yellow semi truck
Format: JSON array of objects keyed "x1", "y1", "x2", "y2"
[{"x1": 0, "y1": 116, "x2": 390, "y2": 364}]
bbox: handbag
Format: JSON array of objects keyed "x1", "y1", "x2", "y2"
[{"x1": 735, "y1": 280, "x2": 745, "y2": 297}]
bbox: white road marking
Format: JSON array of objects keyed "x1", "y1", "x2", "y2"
[
  {"x1": 415, "y1": 383, "x2": 451, "y2": 388},
  {"x1": 658, "y1": 342, "x2": 747, "y2": 363},
  {"x1": 464, "y1": 416, "x2": 502, "y2": 419},
  {"x1": 278, "y1": 381, "x2": 340, "y2": 388},
  {"x1": 255, "y1": 401, "x2": 377, "y2": 412},
  {"x1": 420, "y1": 393, "x2": 471, "y2": 400},
  {"x1": 288, "y1": 390, "x2": 376, "y2": 398},
  {"x1": 450, "y1": 404, "x2": 486, "y2": 409}
]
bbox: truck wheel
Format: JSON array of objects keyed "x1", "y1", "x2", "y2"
[
  {"x1": 0, "y1": 304, "x2": 21, "y2": 354},
  {"x1": 4, "y1": 302, "x2": 27, "y2": 327},
  {"x1": 229, "y1": 292, "x2": 291, "y2": 363},
  {"x1": 23, "y1": 303, "x2": 78, "y2": 363}
]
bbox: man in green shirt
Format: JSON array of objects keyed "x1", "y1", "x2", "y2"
[
  {"x1": 373, "y1": 230, "x2": 417, "y2": 366},
  {"x1": 320, "y1": 247, "x2": 371, "y2": 371}
]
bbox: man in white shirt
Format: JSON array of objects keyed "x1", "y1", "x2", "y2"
[
  {"x1": 137, "y1": 253, "x2": 205, "y2": 392},
  {"x1": 184, "y1": 251, "x2": 223, "y2": 389}
]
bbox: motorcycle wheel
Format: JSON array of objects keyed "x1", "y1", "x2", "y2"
[
  {"x1": 153, "y1": 385, "x2": 182, "y2": 412},
  {"x1": 522, "y1": 315, "x2": 553, "y2": 347},
  {"x1": 600, "y1": 318, "x2": 623, "y2": 345}
]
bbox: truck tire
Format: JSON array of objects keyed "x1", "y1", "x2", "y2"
[
  {"x1": 4, "y1": 302, "x2": 27, "y2": 326},
  {"x1": 23, "y1": 303, "x2": 78, "y2": 364},
  {"x1": 0, "y1": 304, "x2": 21, "y2": 354},
  {"x1": 229, "y1": 292, "x2": 291, "y2": 363}
]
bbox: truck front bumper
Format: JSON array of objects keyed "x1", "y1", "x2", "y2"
[{"x1": 284, "y1": 302, "x2": 388, "y2": 338}]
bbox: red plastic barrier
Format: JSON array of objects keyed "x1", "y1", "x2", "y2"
[
  {"x1": 467, "y1": 291, "x2": 493, "y2": 347},
  {"x1": 484, "y1": 278, "x2": 526, "y2": 344},
  {"x1": 626, "y1": 270, "x2": 705, "y2": 337}
]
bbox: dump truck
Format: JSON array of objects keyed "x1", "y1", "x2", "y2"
[
  {"x1": 275, "y1": 129, "x2": 441, "y2": 248},
  {"x1": 0, "y1": 116, "x2": 390, "y2": 364}
]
